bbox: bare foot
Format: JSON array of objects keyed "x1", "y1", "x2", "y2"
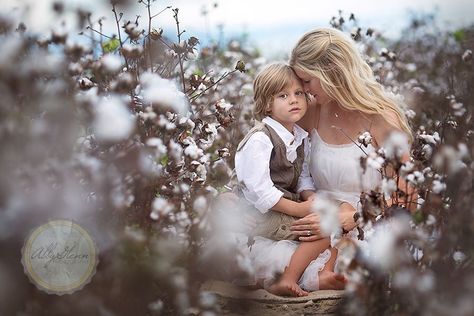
[
  {"x1": 318, "y1": 270, "x2": 347, "y2": 290},
  {"x1": 267, "y1": 277, "x2": 309, "y2": 297}
]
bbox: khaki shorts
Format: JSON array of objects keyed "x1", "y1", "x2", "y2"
[
  {"x1": 239, "y1": 199, "x2": 298, "y2": 241},
  {"x1": 252, "y1": 210, "x2": 299, "y2": 241}
]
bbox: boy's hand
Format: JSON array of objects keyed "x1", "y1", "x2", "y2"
[
  {"x1": 300, "y1": 190, "x2": 316, "y2": 201},
  {"x1": 306, "y1": 193, "x2": 317, "y2": 202}
]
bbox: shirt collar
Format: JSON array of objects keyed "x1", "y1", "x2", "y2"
[{"x1": 262, "y1": 116, "x2": 308, "y2": 147}]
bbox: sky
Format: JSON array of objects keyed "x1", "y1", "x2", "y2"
[{"x1": 3, "y1": 0, "x2": 474, "y2": 58}]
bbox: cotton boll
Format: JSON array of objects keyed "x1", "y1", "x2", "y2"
[
  {"x1": 216, "y1": 99, "x2": 233, "y2": 111},
  {"x1": 183, "y1": 138, "x2": 203, "y2": 159},
  {"x1": 368, "y1": 227, "x2": 396, "y2": 269},
  {"x1": 193, "y1": 196, "x2": 208, "y2": 216},
  {"x1": 365, "y1": 215, "x2": 410, "y2": 270},
  {"x1": 312, "y1": 198, "x2": 340, "y2": 236},
  {"x1": 138, "y1": 153, "x2": 163, "y2": 177},
  {"x1": 418, "y1": 132, "x2": 440, "y2": 145},
  {"x1": 93, "y1": 95, "x2": 135, "y2": 142},
  {"x1": 416, "y1": 272, "x2": 435, "y2": 292},
  {"x1": 367, "y1": 151, "x2": 385, "y2": 170},
  {"x1": 462, "y1": 49, "x2": 472, "y2": 62},
  {"x1": 150, "y1": 197, "x2": 174, "y2": 220},
  {"x1": 400, "y1": 161, "x2": 414, "y2": 177},
  {"x1": 432, "y1": 180, "x2": 446, "y2": 194},
  {"x1": 453, "y1": 251, "x2": 467, "y2": 263},
  {"x1": 457, "y1": 143, "x2": 469, "y2": 159},
  {"x1": 199, "y1": 291, "x2": 217, "y2": 309},
  {"x1": 425, "y1": 214, "x2": 436, "y2": 226},
  {"x1": 0, "y1": 35, "x2": 23, "y2": 69},
  {"x1": 405, "y1": 109, "x2": 416, "y2": 119},
  {"x1": 148, "y1": 299, "x2": 164, "y2": 313},
  {"x1": 169, "y1": 140, "x2": 183, "y2": 163},
  {"x1": 393, "y1": 268, "x2": 415, "y2": 289},
  {"x1": 381, "y1": 178, "x2": 397, "y2": 199},
  {"x1": 406, "y1": 171, "x2": 425, "y2": 185},
  {"x1": 384, "y1": 131, "x2": 409, "y2": 159},
  {"x1": 146, "y1": 137, "x2": 167, "y2": 157},
  {"x1": 101, "y1": 54, "x2": 123, "y2": 73},
  {"x1": 422, "y1": 144, "x2": 433, "y2": 159},
  {"x1": 358, "y1": 131, "x2": 372, "y2": 147},
  {"x1": 433, "y1": 146, "x2": 467, "y2": 174},
  {"x1": 140, "y1": 72, "x2": 189, "y2": 115}
]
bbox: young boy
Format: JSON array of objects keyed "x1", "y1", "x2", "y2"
[{"x1": 234, "y1": 63, "x2": 333, "y2": 297}]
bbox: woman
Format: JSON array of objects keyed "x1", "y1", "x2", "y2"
[
  {"x1": 217, "y1": 27, "x2": 413, "y2": 294},
  {"x1": 288, "y1": 27, "x2": 413, "y2": 242}
]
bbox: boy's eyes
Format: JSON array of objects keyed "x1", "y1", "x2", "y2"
[{"x1": 277, "y1": 91, "x2": 305, "y2": 98}]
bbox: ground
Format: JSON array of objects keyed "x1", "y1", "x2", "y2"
[{"x1": 201, "y1": 280, "x2": 344, "y2": 315}]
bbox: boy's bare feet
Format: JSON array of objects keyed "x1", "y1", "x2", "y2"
[
  {"x1": 318, "y1": 270, "x2": 347, "y2": 290},
  {"x1": 268, "y1": 277, "x2": 309, "y2": 297}
]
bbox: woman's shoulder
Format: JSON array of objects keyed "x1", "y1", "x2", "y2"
[{"x1": 368, "y1": 112, "x2": 405, "y2": 147}]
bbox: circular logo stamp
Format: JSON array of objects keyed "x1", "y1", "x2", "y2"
[{"x1": 21, "y1": 219, "x2": 99, "y2": 295}]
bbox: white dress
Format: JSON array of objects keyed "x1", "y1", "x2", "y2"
[
  {"x1": 237, "y1": 128, "x2": 382, "y2": 291},
  {"x1": 309, "y1": 129, "x2": 381, "y2": 208}
]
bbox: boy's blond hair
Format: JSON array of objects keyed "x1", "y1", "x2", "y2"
[{"x1": 253, "y1": 63, "x2": 303, "y2": 121}]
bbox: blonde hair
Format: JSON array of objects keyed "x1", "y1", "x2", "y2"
[
  {"x1": 289, "y1": 27, "x2": 413, "y2": 141},
  {"x1": 253, "y1": 63, "x2": 305, "y2": 120}
]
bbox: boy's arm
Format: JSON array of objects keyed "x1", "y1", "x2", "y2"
[
  {"x1": 235, "y1": 132, "x2": 284, "y2": 212},
  {"x1": 300, "y1": 190, "x2": 316, "y2": 201},
  {"x1": 271, "y1": 197, "x2": 313, "y2": 217}
]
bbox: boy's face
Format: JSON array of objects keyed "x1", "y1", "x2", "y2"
[{"x1": 267, "y1": 78, "x2": 307, "y2": 131}]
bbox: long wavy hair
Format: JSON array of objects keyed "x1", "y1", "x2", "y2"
[{"x1": 289, "y1": 27, "x2": 412, "y2": 141}]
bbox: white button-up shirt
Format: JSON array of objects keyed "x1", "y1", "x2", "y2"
[{"x1": 235, "y1": 117, "x2": 315, "y2": 213}]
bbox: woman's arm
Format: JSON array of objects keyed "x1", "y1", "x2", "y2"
[
  {"x1": 290, "y1": 202, "x2": 357, "y2": 241},
  {"x1": 371, "y1": 115, "x2": 418, "y2": 211}
]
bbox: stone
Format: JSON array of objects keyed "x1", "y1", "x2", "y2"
[{"x1": 201, "y1": 280, "x2": 344, "y2": 315}]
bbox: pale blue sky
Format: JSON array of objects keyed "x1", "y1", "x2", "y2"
[{"x1": 4, "y1": 0, "x2": 474, "y2": 58}]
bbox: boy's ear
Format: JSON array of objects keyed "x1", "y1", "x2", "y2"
[{"x1": 265, "y1": 103, "x2": 272, "y2": 114}]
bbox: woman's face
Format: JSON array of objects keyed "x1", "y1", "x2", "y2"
[{"x1": 294, "y1": 69, "x2": 331, "y2": 105}]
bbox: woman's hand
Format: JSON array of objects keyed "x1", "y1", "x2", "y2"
[
  {"x1": 290, "y1": 213, "x2": 324, "y2": 241},
  {"x1": 338, "y1": 202, "x2": 358, "y2": 232},
  {"x1": 290, "y1": 202, "x2": 358, "y2": 241}
]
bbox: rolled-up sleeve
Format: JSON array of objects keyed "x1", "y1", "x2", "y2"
[
  {"x1": 235, "y1": 133, "x2": 284, "y2": 213},
  {"x1": 297, "y1": 137, "x2": 316, "y2": 193}
]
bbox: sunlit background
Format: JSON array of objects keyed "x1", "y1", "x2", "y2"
[
  {"x1": 4, "y1": 0, "x2": 474, "y2": 58},
  {"x1": 1, "y1": 1, "x2": 474, "y2": 315}
]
